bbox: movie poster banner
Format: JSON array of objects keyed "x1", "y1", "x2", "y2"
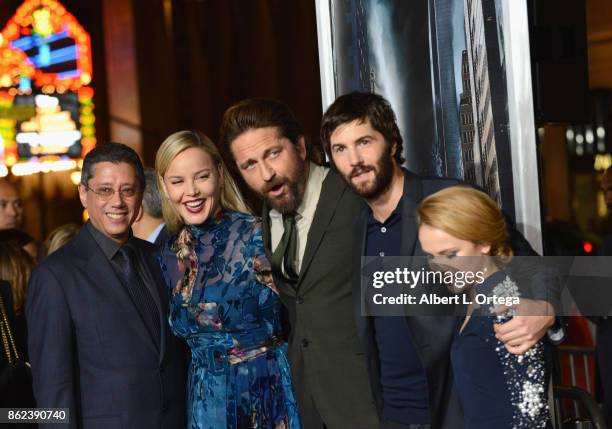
[{"x1": 315, "y1": 0, "x2": 542, "y2": 247}]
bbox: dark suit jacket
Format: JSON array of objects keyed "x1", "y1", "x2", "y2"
[
  {"x1": 262, "y1": 168, "x2": 379, "y2": 429},
  {"x1": 153, "y1": 224, "x2": 169, "y2": 249},
  {"x1": 26, "y1": 227, "x2": 186, "y2": 429},
  {"x1": 353, "y1": 170, "x2": 562, "y2": 429}
]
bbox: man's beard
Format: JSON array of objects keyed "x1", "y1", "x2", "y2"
[
  {"x1": 346, "y1": 148, "x2": 394, "y2": 200},
  {"x1": 262, "y1": 169, "x2": 307, "y2": 214}
]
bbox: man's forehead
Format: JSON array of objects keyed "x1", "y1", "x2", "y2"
[
  {"x1": 245, "y1": 127, "x2": 283, "y2": 142},
  {"x1": 233, "y1": 127, "x2": 287, "y2": 155},
  {"x1": 90, "y1": 161, "x2": 136, "y2": 173},
  {"x1": 331, "y1": 118, "x2": 371, "y2": 139},
  {"x1": 89, "y1": 161, "x2": 137, "y2": 181}
]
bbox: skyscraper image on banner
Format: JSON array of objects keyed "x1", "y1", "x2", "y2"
[{"x1": 324, "y1": 0, "x2": 517, "y2": 212}]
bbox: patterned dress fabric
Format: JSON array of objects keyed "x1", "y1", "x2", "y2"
[
  {"x1": 160, "y1": 209, "x2": 302, "y2": 429},
  {"x1": 451, "y1": 270, "x2": 550, "y2": 429}
]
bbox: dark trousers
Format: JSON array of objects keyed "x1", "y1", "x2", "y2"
[
  {"x1": 300, "y1": 392, "x2": 327, "y2": 429},
  {"x1": 291, "y1": 350, "x2": 326, "y2": 429}
]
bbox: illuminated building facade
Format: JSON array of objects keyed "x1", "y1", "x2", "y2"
[{"x1": 0, "y1": 0, "x2": 95, "y2": 177}]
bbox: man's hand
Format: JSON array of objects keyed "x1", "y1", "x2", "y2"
[{"x1": 493, "y1": 299, "x2": 555, "y2": 355}]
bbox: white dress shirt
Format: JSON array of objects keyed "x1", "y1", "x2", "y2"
[{"x1": 269, "y1": 162, "x2": 329, "y2": 274}]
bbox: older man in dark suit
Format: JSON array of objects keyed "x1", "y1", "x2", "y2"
[
  {"x1": 27, "y1": 143, "x2": 186, "y2": 429},
  {"x1": 219, "y1": 99, "x2": 378, "y2": 429}
]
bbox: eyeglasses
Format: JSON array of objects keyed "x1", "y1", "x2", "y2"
[{"x1": 84, "y1": 185, "x2": 140, "y2": 200}]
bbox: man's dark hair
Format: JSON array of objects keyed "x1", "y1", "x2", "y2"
[
  {"x1": 218, "y1": 98, "x2": 322, "y2": 164},
  {"x1": 320, "y1": 91, "x2": 405, "y2": 165},
  {"x1": 80, "y1": 142, "x2": 146, "y2": 190},
  {"x1": 142, "y1": 168, "x2": 162, "y2": 219}
]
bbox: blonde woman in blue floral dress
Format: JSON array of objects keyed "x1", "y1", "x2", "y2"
[{"x1": 156, "y1": 130, "x2": 301, "y2": 429}]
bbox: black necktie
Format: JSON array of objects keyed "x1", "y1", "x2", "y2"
[
  {"x1": 115, "y1": 245, "x2": 161, "y2": 347},
  {"x1": 271, "y1": 214, "x2": 299, "y2": 283}
]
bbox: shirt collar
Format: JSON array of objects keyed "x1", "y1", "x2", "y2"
[
  {"x1": 86, "y1": 220, "x2": 133, "y2": 260},
  {"x1": 367, "y1": 195, "x2": 404, "y2": 226}
]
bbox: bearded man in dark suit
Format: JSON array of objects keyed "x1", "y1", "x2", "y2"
[
  {"x1": 218, "y1": 99, "x2": 378, "y2": 429},
  {"x1": 321, "y1": 91, "x2": 564, "y2": 429}
]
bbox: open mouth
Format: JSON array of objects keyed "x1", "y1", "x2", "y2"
[
  {"x1": 184, "y1": 199, "x2": 205, "y2": 214},
  {"x1": 267, "y1": 183, "x2": 286, "y2": 198}
]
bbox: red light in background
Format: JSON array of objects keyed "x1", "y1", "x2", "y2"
[{"x1": 583, "y1": 241, "x2": 593, "y2": 254}]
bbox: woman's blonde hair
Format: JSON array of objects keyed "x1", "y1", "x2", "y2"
[
  {"x1": 416, "y1": 186, "x2": 513, "y2": 261},
  {"x1": 45, "y1": 223, "x2": 80, "y2": 256},
  {"x1": 0, "y1": 243, "x2": 34, "y2": 315},
  {"x1": 155, "y1": 130, "x2": 250, "y2": 233}
]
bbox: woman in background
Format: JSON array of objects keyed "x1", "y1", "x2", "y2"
[
  {"x1": 0, "y1": 277, "x2": 36, "y2": 413},
  {"x1": 156, "y1": 130, "x2": 301, "y2": 429},
  {"x1": 0, "y1": 242, "x2": 36, "y2": 418},
  {"x1": 45, "y1": 223, "x2": 80, "y2": 256},
  {"x1": 0, "y1": 243, "x2": 34, "y2": 361},
  {"x1": 417, "y1": 186, "x2": 550, "y2": 429}
]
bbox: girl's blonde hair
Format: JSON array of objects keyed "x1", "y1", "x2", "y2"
[
  {"x1": 0, "y1": 243, "x2": 34, "y2": 315},
  {"x1": 155, "y1": 130, "x2": 250, "y2": 233},
  {"x1": 417, "y1": 186, "x2": 513, "y2": 261}
]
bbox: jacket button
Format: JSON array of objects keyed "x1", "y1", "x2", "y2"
[
  {"x1": 296, "y1": 296, "x2": 304, "y2": 304},
  {"x1": 301, "y1": 338, "x2": 309, "y2": 348}
]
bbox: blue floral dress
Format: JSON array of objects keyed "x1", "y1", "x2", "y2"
[{"x1": 160, "y1": 209, "x2": 302, "y2": 429}]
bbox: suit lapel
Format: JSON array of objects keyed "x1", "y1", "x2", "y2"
[
  {"x1": 398, "y1": 171, "x2": 460, "y2": 354},
  {"x1": 399, "y1": 170, "x2": 423, "y2": 257},
  {"x1": 398, "y1": 171, "x2": 434, "y2": 348},
  {"x1": 80, "y1": 231, "x2": 159, "y2": 357},
  {"x1": 153, "y1": 225, "x2": 169, "y2": 248},
  {"x1": 353, "y1": 207, "x2": 369, "y2": 338},
  {"x1": 298, "y1": 170, "x2": 345, "y2": 290}
]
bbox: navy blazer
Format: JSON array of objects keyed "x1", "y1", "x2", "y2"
[
  {"x1": 352, "y1": 169, "x2": 562, "y2": 429},
  {"x1": 153, "y1": 224, "x2": 169, "y2": 249},
  {"x1": 26, "y1": 227, "x2": 187, "y2": 429}
]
